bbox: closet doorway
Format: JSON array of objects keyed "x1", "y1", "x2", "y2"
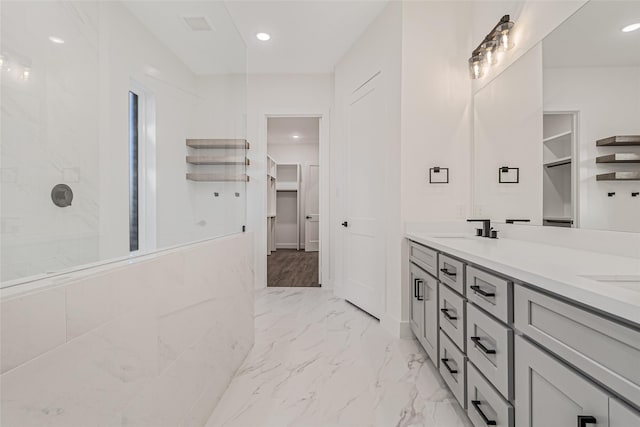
[{"x1": 266, "y1": 117, "x2": 320, "y2": 287}]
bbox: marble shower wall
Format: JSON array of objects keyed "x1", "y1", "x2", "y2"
[
  {"x1": 0, "y1": 233, "x2": 255, "y2": 427},
  {"x1": 1, "y1": 1, "x2": 101, "y2": 281}
]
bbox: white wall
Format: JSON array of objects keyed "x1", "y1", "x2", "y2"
[
  {"x1": 267, "y1": 142, "x2": 319, "y2": 247},
  {"x1": 544, "y1": 66, "x2": 640, "y2": 232},
  {"x1": 99, "y1": 1, "x2": 247, "y2": 257},
  {"x1": 399, "y1": 1, "x2": 474, "y2": 332},
  {"x1": 246, "y1": 74, "x2": 333, "y2": 288},
  {"x1": 1, "y1": 233, "x2": 254, "y2": 427},
  {"x1": 333, "y1": 1, "x2": 403, "y2": 332}
]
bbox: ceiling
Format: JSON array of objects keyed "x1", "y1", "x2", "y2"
[
  {"x1": 225, "y1": 0, "x2": 388, "y2": 74},
  {"x1": 267, "y1": 117, "x2": 319, "y2": 144},
  {"x1": 543, "y1": 1, "x2": 640, "y2": 68},
  {"x1": 123, "y1": 0, "x2": 389, "y2": 75},
  {"x1": 123, "y1": 1, "x2": 247, "y2": 74}
]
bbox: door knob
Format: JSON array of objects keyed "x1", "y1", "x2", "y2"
[
  {"x1": 341, "y1": 221, "x2": 348, "y2": 228},
  {"x1": 306, "y1": 216, "x2": 312, "y2": 219}
]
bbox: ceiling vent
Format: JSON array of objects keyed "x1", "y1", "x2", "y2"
[{"x1": 183, "y1": 16, "x2": 214, "y2": 32}]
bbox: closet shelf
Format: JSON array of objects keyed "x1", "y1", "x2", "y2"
[
  {"x1": 186, "y1": 139, "x2": 250, "y2": 149},
  {"x1": 595, "y1": 153, "x2": 640, "y2": 163},
  {"x1": 596, "y1": 135, "x2": 640, "y2": 146},
  {"x1": 543, "y1": 130, "x2": 572, "y2": 143},
  {"x1": 544, "y1": 157, "x2": 572, "y2": 168},
  {"x1": 186, "y1": 156, "x2": 249, "y2": 165},
  {"x1": 596, "y1": 172, "x2": 640, "y2": 181},
  {"x1": 276, "y1": 182, "x2": 298, "y2": 191},
  {"x1": 186, "y1": 173, "x2": 250, "y2": 182}
]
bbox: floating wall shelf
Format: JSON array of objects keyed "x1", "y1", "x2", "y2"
[
  {"x1": 186, "y1": 156, "x2": 249, "y2": 166},
  {"x1": 186, "y1": 173, "x2": 249, "y2": 182},
  {"x1": 596, "y1": 172, "x2": 640, "y2": 181},
  {"x1": 186, "y1": 139, "x2": 250, "y2": 149},
  {"x1": 596, "y1": 153, "x2": 640, "y2": 164},
  {"x1": 596, "y1": 135, "x2": 640, "y2": 146},
  {"x1": 185, "y1": 138, "x2": 250, "y2": 183}
]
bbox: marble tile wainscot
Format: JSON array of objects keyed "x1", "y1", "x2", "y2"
[
  {"x1": 406, "y1": 234, "x2": 640, "y2": 427},
  {"x1": 0, "y1": 233, "x2": 255, "y2": 427}
]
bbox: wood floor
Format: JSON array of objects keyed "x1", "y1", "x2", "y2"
[{"x1": 267, "y1": 249, "x2": 320, "y2": 287}]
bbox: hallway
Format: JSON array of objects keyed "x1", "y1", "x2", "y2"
[
  {"x1": 267, "y1": 250, "x2": 319, "y2": 287},
  {"x1": 205, "y1": 289, "x2": 471, "y2": 427}
]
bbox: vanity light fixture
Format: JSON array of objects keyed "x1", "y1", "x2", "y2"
[
  {"x1": 256, "y1": 32, "x2": 271, "y2": 41},
  {"x1": 468, "y1": 55, "x2": 484, "y2": 79},
  {"x1": 468, "y1": 15, "x2": 515, "y2": 79},
  {"x1": 621, "y1": 23, "x2": 640, "y2": 33}
]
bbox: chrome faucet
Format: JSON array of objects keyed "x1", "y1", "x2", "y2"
[{"x1": 467, "y1": 219, "x2": 492, "y2": 238}]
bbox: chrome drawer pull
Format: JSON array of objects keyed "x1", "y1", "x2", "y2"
[
  {"x1": 470, "y1": 285, "x2": 495, "y2": 297},
  {"x1": 440, "y1": 268, "x2": 457, "y2": 277},
  {"x1": 471, "y1": 400, "x2": 497, "y2": 426},
  {"x1": 470, "y1": 336, "x2": 496, "y2": 354},
  {"x1": 441, "y1": 358, "x2": 458, "y2": 374},
  {"x1": 440, "y1": 308, "x2": 457, "y2": 320}
]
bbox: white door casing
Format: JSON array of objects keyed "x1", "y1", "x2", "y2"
[
  {"x1": 305, "y1": 164, "x2": 320, "y2": 252},
  {"x1": 341, "y1": 73, "x2": 386, "y2": 318}
]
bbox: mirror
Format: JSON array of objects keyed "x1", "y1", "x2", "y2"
[
  {"x1": 473, "y1": 0, "x2": 640, "y2": 232},
  {"x1": 0, "y1": 1, "x2": 248, "y2": 286}
]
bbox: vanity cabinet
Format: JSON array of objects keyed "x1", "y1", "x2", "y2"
[
  {"x1": 409, "y1": 243, "x2": 439, "y2": 366},
  {"x1": 407, "y1": 239, "x2": 640, "y2": 427}
]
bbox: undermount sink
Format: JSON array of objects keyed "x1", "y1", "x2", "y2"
[{"x1": 580, "y1": 275, "x2": 640, "y2": 291}]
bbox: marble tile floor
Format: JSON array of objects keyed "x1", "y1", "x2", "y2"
[{"x1": 205, "y1": 288, "x2": 472, "y2": 427}]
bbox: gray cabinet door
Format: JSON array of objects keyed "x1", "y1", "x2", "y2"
[
  {"x1": 409, "y1": 263, "x2": 425, "y2": 343},
  {"x1": 609, "y1": 399, "x2": 640, "y2": 427},
  {"x1": 515, "y1": 336, "x2": 609, "y2": 427},
  {"x1": 422, "y1": 273, "x2": 439, "y2": 365}
]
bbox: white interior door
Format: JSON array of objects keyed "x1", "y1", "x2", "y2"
[
  {"x1": 341, "y1": 74, "x2": 385, "y2": 318},
  {"x1": 305, "y1": 164, "x2": 320, "y2": 252}
]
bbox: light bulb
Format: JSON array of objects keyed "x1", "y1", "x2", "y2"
[{"x1": 21, "y1": 67, "x2": 30, "y2": 81}]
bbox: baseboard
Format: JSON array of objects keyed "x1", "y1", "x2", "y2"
[{"x1": 380, "y1": 315, "x2": 412, "y2": 338}]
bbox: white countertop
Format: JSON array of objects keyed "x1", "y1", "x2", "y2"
[{"x1": 406, "y1": 232, "x2": 640, "y2": 326}]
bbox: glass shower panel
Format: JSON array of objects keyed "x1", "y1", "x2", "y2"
[
  {"x1": 1, "y1": 1, "x2": 101, "y2": 282},
  {"x1": 1, "y1": 1, "x2": 248, "y2": 286}
]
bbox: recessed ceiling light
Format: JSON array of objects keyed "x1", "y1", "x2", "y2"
[
  {"x1": 256, "y1": 32, "x2": 271, "y2": 41},
  {"x1": 621, "y1": 23, "x2": 640, "y2": 33},
  {"x1": 48, "y1": 36, "x2": 65, "y2": 44},
  {"x1": 292, "y1": 135, "x2": 300, "y2": 139}
]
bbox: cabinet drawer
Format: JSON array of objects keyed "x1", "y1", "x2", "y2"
[
  {"x1": 466, "y1": 266, "x2": 512, "y2": 324},
  {"x1": 467, "y1": 362, "x2": 514, "y2": 427},
  {"x1": 466, "y1": 303, "x2": 513, "y2": 400},
  {"x1": 438, "y1": 254, "x2": 465, "y2": 295},
  {"x1": 514, "y1": 285, "x2": 640, "y2": 405},
  {"x1": 409, "y1": 242, "x2": 438, "y2": 278},
  {"x1": 439, "y1": 283, "x2": 465, "y2": 351},
  {"x1": 439, "y1": 329, "x2": 466, "y2": 409}
]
